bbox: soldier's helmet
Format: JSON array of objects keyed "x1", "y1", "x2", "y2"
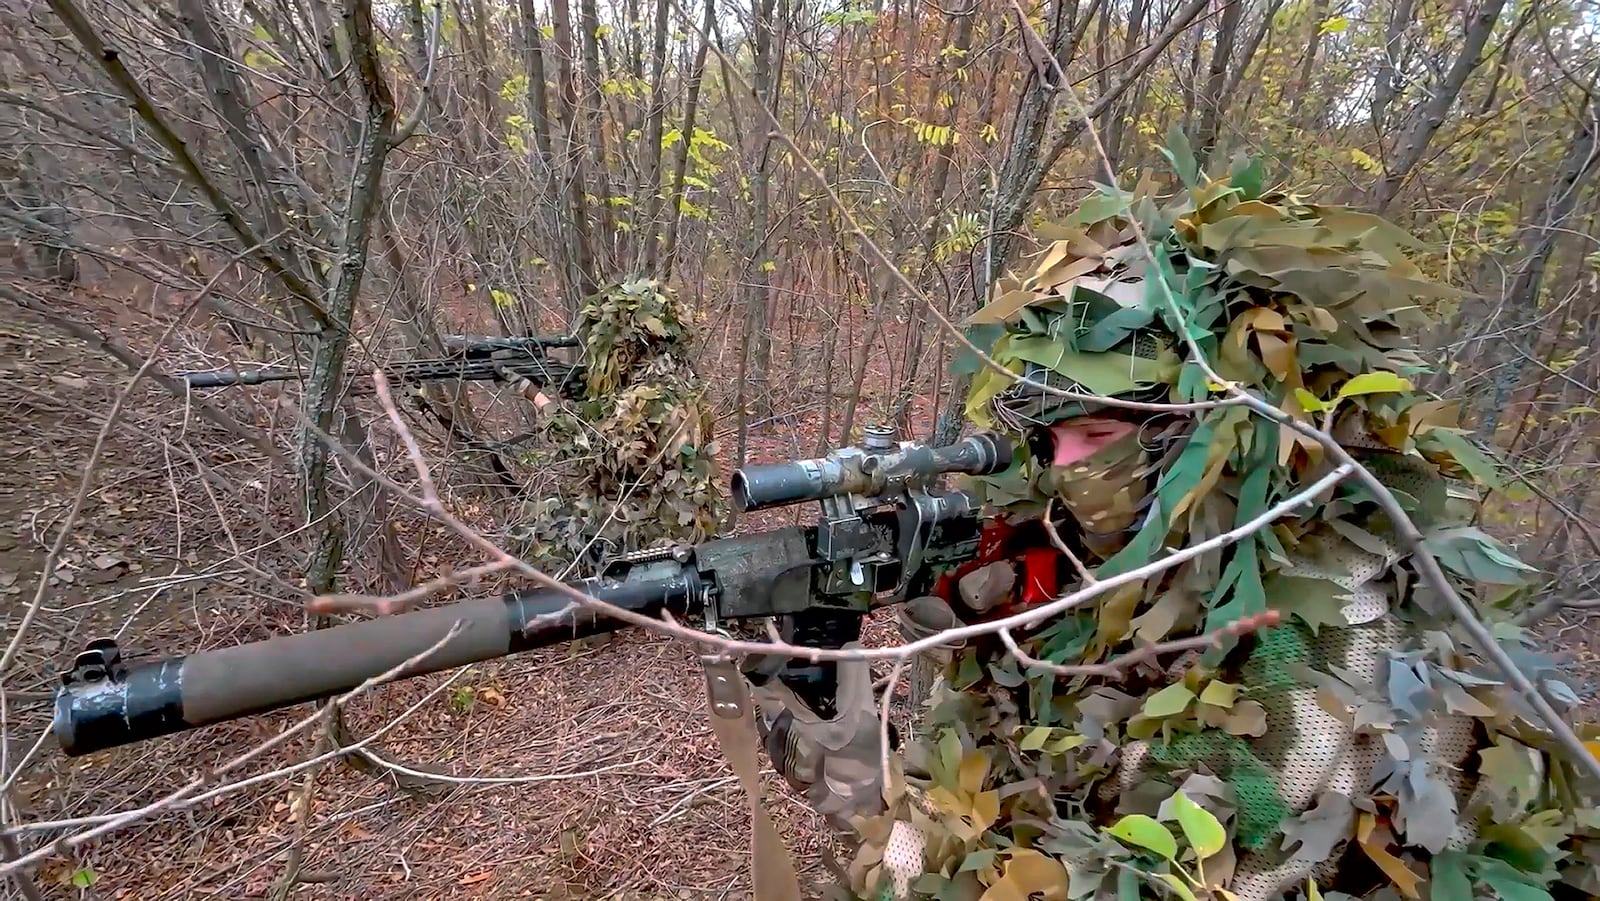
[{"x1": 958, "y1": 161, "x2": 1476, "y2": 563}]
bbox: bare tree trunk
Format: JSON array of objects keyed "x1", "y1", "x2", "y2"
[
  {"x1": 1371, "y1": 0, "x2": 1419, "y2": 130},
  {"x1": 1221, "y1": 0, "x2": 1284, "y2": 103},
  {"x1": 1472, "y1": 82, "x2": 1600, "y2": 440},
  {"x1": 657, "y1": 0, "x2": 713, "y2": 281},
  {"x1": 301, "y1": 0, "x2": 397, "y2": 597},
  {"x1": 1194, "y1": 0, "x2": 1245, "y2": 167},
  {"x1": 743, "y1": 0, "x2": 782, "y2": 416},
  {"x1": 1370, "y1": 0, "x2": 1509, "y2": 211},
  {"x1": 549, "y1": 0, "x2": 600, "y2": 296},
  {"x1": 578, "y1": 0, "x2": 617, "y2": 261},
  {"x1": 636, "y1": 0, "x2": 671, "y2": 270}
]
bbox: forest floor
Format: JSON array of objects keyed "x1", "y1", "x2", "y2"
[{"x1": 2, "y1": 289, "x2": 1598, "y2": 901}]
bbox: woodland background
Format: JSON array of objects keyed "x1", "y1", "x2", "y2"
[{"x1": 0, "y1": 0, "x2": 1598, "y2": 896}]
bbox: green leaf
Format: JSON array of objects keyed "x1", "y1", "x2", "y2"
[
  {"x1": 1107, "y1": 814, "x2": 1178, "y2": 860},
  {"x1": 70, "y1": 868, "x2": 96, "y2": 889},
  {"x1": 1067, "y1": 185, "x2": 1133, "y2": 227},
  {"x1": 952, "y1": 323, "x2": 1004, "y2": 376},
  {"x1": 1422, "y1": 428, "x2": 1506, "y2": 490},
  {"x1": 1293, "y1": 386, "x2": 1330, "y2": 413},
  {"x1": 954, "y1": 649, "x2": 983, "y2": 689},
  {"x1": 1264, "y1": 574, "x2": 1350, "y2": 635},
  {"x1": 1005, "y1": 338, "x2": 1172, "y2": 395},
  {"x1": 1336, "y1": 371, "x2": 1412, "y2": 399},
  {"x1": 1142, "y1": 684, "x2": 1196, "y2": 719},
  {"x1": 1171, "y1": 791, "x2": 1227, "y2": 860},
  {"x1": 1229, "y1": 156, "x2": 1265, "y2": 199},
  {"x1": 1478, "y1": 736, "x2": 1540, "y2": 815},
  {"x1": 1047, "y1": 732, "x2": 1087, "y2": 753},
  {"x1": 1430, "y1": 851, "x2": 1473, "y2": 901},
  {"x1": 1198, "y1": 681, "x2": 1238, "y2": 708},
  {"x1": 1020, "y1": 726, "x2": 1053, "y2": 751},
  {"x1": 1480, "y1": 858, "x2": 1554, "y2": 901},
  {"x1": 1161, "y1": 123, "x2": 1201, "y2": 187},
  {"x1": 1078, "y1": 305, "x2": 1156, "y2": 353},
  {"x1": 1158, "y1": 872, "x2": 1200, "y2": 901},
  {"x1": 1422, "y1": 527, "x2": 1538, "y2": 585},
  {"x1": 958, "y1": 849, "x2": 996, "y2": 873}
]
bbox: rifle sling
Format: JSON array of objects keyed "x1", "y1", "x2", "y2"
[{"x1": 700, "y1": 656, "x2": 804, "y2": 901}]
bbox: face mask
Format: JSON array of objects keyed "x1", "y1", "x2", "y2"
[{"x1": 1043, "y1": 418, "x2": 1153, "y2": 560}]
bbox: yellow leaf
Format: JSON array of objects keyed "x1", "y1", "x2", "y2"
[
  {"x1": 1337, "y1": 371, "x2": 1412, "y2": 399},
  {"x1": 1096, "y1": 583, "x2": 1143, "y2": 644},
  {"x1": 1320, "y1": 15, "x2": 1349, "y2": 32},
  {"x1": 958, "y1": 750, "x2": 989, "y2": 796},
  {"x1": 1585, "y1": 740, "x2": 1600, "y2": 762},
  {"x1": 1356, "y1": 812, "x2": 1421, "y2": 899},
  {"x1": 1199, "y1": 681, "x2": 1238, "y2": 708},
  {"x1": 979, "y1": 850, "x2": 1069, "y2": 901},
  {"x1": 1350, "y1": 148, "x2": 1381, "y2": 173},
  {"x1": 971, "y1": 790, "x2": 999, "y2": 830}
]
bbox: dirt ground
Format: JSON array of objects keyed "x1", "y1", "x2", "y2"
[{"x1": 2, "y1": 295, "x2": 1596, "y2": 901}]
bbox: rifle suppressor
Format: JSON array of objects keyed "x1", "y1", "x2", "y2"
[{"x1": 54, "y1": 572, "x2": 700, "y2": 756}]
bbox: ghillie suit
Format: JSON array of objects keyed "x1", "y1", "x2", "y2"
[
  {"x1": 830, "y1": 161, "x2": 1600, "y2": 900},
  {"x1": 508, "y1": 278, "x2": 723, "y2": 570}
]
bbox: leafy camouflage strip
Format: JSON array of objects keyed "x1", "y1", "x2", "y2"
[{"x1": 838, "y1": 151, "x2": 1600, "y2": 900}]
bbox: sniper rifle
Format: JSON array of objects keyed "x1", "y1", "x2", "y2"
[
  {"x1": 173, "y1": 334, "x2": 585, "y2": 398},
  {"x1": 51, "y1": 426, "x2": 1062, "y2": 757}
]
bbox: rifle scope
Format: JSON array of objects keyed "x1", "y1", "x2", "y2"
[{"x1": 730, "y1": 431, "x2": 1012, "y2": 513}]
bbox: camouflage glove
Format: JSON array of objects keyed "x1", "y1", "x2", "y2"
[{"x1": 750, "y1": 643, "x2": 886, "y2": 831}]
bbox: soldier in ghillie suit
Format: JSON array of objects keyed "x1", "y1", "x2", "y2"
[
  {"x1": 755, "y1": 159, "x2": 1600, "y2": 900},
  {"x1": 507, "y1": 277, "x2": 724, "y2": 571}
]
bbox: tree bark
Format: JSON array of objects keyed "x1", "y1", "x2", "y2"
[
  {"x1": 300, "y1": 0, "x2": 397, "y2": 596},
  {"x1": 1370, "y1": 0, "x2": 1509, "y2": 211},
  {"x1": 1472, "y1": 83, "x2": 1600, "y2": 441},
  {"x1": 658, "y1": 0, "x2": 713, "y2": 281},
  {"x1": 1194, "y1": 0, "x2": 1245, "y2": 167}
]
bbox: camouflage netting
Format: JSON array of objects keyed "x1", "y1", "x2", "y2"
[
  {"x1": 507, "y1": 278, "x2": 723, "y2": 570},
  {"x1": 840, "y1": 153, "x2": 1600, "y2": 901}
]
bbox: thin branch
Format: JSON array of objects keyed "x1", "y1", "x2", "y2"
[
  {"x1": 1043, "y1": 497, "x2": 1095, "y2": 584},
  {"x1": 879, "y1": 658, "x2": 905, "y2": 795},
  {"x1": 306, "y1": 561, "x2": 513, "y2": 616},
  {"x1": 1002, "y1": 611, "x2": 1282, "y2": 679},
  {"x1": 390, "y1": 0, "x2": 442, "y2": 146}
]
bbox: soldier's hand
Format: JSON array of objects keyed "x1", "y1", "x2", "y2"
[
  {"x1": 749, "y1": 644, "x2": 886, "y2": 830},
  {"x1": 490, "y1": 349, "x2": 552, "y2": 410}
]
